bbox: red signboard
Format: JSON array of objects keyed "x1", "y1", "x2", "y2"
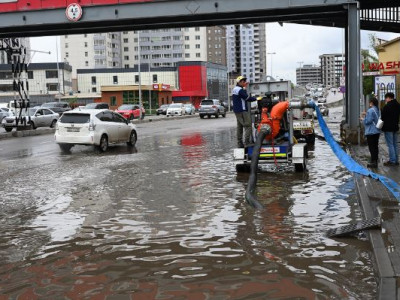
[{"x1": 0, "y1": 0, "x2": 152, "y2": 13}]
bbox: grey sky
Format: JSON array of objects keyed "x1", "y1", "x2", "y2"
[{"x1": 30, "y1": 23, "x2": 400, "y2": 84}]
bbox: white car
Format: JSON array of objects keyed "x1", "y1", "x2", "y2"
[
  {"x1": 55, "y1": 109, "x2": 137, "y2": 152},
  {"x1": 0, "y1": 107, "x2": 12, "y2": 122},
  {"x1": 2, "y1": 107, "x2": 59, "y2": 132},
  {"x1": 166, "y1": 103, "x2": 185, "y2": 116}
]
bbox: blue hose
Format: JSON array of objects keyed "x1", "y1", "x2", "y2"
[{"x1": 311, "y1": 102, "x2": 400, "y2": 201}]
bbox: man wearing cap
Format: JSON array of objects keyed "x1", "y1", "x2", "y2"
[{"x1": 232, "y1": 76, "x2": 257, "y2": 148}]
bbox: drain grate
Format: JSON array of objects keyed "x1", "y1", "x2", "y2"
[{"x1": 327, "y1": 217, "x2": 381, "y2": 238}]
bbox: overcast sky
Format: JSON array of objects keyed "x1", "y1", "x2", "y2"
[{"x1": 30, "y1": 23, "x2": 400, "y2": 84}]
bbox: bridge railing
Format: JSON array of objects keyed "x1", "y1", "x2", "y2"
[{"x1": 361, "y1": 6, "x2": 400, "y2": 23}]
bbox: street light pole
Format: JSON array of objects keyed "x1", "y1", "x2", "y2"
[
  {"x1": 267, "y1": 52, "x2": 276, "y2": 78},
  {"x1": 138, "y1": 31, "x2": 142, "y2": 119}
]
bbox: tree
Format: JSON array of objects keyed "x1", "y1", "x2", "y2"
[{"x1": 362, "y1": 34, "x2": 379, "y2": 96}]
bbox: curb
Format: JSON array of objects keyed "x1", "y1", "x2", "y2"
[
  {"x1": 0, "y1": 128, "x2": 55, "y2": 140},
  {"x1": 131, "y1": 113, "x2": 232, "y2": 124}
]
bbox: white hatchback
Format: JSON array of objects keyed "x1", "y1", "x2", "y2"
[
  {"x1": 166, "y1": 103, "x2": 185, "y2": 116},
  {"x1": 55, "y1": 109, "x2": 137, "y2": 152}
]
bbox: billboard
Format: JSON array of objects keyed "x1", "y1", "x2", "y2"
[
  {"x1": 374, "y1": 75, "x2": 397, "y2": 101},
  {"x1": 0, "y1": 0, "x2": 151, "y2": 13}
]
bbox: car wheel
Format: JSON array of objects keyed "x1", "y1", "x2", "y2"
[
  {"x1": 59, "y1": 143, "x2": 73, "y2": 153},
  {"x1": 207, "y1": 115, "x2": 211, "y2": 119},
  {"x1": 29, "y1": 121, "x2": 36, "y2": 130},
  {"x1": 98, "y1": 135, "x2": 108, "y2": 152},
  {"x1": 127, "y1": 130, "x2": 137, "y2": 147},
  {"x1": 215, "y1": 111, "x2": 219, "y2": 118},
  {"x1": 50, "y1": 119, "x2": 57, "y2": 128},
  {"x1": 5, "y1": 128, "x2": 12, "y2": 132},
  {"x1": 200, "y1": 115, "x2": 204, "y2": 119}
]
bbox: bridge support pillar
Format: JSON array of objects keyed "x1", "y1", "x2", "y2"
[{"x1": 343, "y1": 2, "x2": 362, "y2": 144}]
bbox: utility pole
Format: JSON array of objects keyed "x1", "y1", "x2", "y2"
[{"x1": 138, "y1": 31, "x2": 142, "y2": 119}]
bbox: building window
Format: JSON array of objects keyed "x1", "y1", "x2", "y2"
[
  {"x1": 110, "y1": 96, "x2": 117, "y2": 106},
  {"x1": 91, "y1": 76, "x2": 96, "y2": 85},
  {"x1": 196, "y1": 53, "x2": 201, "y2": 58},
  {"x1": 65, "y1": 52, "x2": 69, "y2": 58},
  {"x1": 195, "y1": 27, "x2": 200, "y2": 31},
  {"x1": 185, "y1": 53, "x2": 190, "y2": 58},
  {"x1": 196, "y1": 44, "x2": 200, "y2": 49},
  {"x1": 124, "y1": 56, "x2": 129, "y2": 60},
  {"x1": 27, "y1": 71, "x2": 34, "y2": 79},
  {"x1": 84, "y1": 34, "x2": 87, "y2": 38},
  {"x1": 153, "y1": 74, "x2": 157, "y2": 83},
  {"x1": 124, "y1": 64, "x2": 129, "y2": 69},
  {"x1": 85, "y1": 52, "x2": 88, "y2": 57},
  {"x1": 123, "y1": 91, "x2": 137, "y2": 104},
  {"x1": 65, "y1": 43, "x2": 68, "y2": 48},
  {"x1": 92, "y1": 87, "x2": 97, "y2": 93},
  {"x1": 123, "y1": 38, "x2": 128, "y2": 43},
  {"x1": 184, "y1": 36, "x2": 189, "y2": 41},
  {"x1": 113, "y1": 76, "x2": 118, "y2": 84},
  {"x1": 124, "y1": 47, "x2": 129, "y2": 52},
  {"x1": 185, "y1": 45, "x2": 190, "y2": 50},
  {"x1": 135, "y1": 75, "x2": 139, "y2": 83},
  {"x1": 65, "y1": 35, "x2": 68, "y2": 38},
  {"x1": 85, "y1": 61, "x2": 89, "y2": 66},
  {"x1": 84, "y1": 42, "x2": 88, "y2": 47},
  {"x1": 195, "y1": 35, "x2": 200, "y2": 40},
  {"x1": 46, "y1": 83, "x2": 58, "y2": 91},
  {"x1": 45, "y1": 70, "x2": 58, "y2": 79}
]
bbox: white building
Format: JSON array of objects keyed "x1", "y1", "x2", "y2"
[
  {"x1": 296, "y1": 64, "x2": 322, "y2": 86},
  {"x1": 0, "y1": 62, "x2": 72, "y2": 105},
  {"x1": 226, "y1": 23, "x2": 266, "y2": 83},
  {"x1": 77, "y1": 64, "x2": 177, "y2": 94}
]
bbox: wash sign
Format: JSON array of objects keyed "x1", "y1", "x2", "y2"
[{"x1": 375, "y1": 75, "x2": 397, "y2": 100}]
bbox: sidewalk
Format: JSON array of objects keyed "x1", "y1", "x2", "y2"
[{"x1": 351, "y1": 134, "x2": 400, "y2": 300}]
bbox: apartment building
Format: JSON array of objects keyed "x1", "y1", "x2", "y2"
[
  {"x1": 319, "y1": 53, "x2": 344, "y2": 87},
  {"x1": 226, "y1": 23, "x2": 266, "y2": 83},
  {"x1": 296, "y1": 64, "x2": 322, "y2": 86}
]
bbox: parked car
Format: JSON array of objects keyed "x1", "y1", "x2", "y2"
[
  {"x1": 156, "y1": 104, "x2": 169, "y2": 115},
  {"x1": 198, "y1": 99, "x2": 226, "y2": 119},
  {"x1": 55, "y1": 109, "x2": 137, "y2": 153},
  {"x1": 0, "y1": 107, "x2": 12, "y2": 122},
  {"x1": 166, "y1": 103, "x2": 185, "y2": 116},
  {"x1": 42, "y1": 102, "x2": 71, "y2": 116},
  {"x1": 115, "y1": 104, "x2": 145, "y2": 120},
  {"x1": 184, "y1": 104, "x2": 196, "y2": 115},
  {"x1": 85, "y1": 102, "x2": 109, "y2": 109},
  {"x1": 2, "y1": 107, "x2": 59, "y2": 132}
]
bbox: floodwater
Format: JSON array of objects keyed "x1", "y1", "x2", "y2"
[{"x1": 0, "y1": 113, "x2": 376, "y2": 299}]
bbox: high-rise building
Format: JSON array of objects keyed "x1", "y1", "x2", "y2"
[
  {"x1": 61, "y1": 26, "x2": 226, "y2": 85},
  {"x1": 319, "y1": 54, "x2": 344, "y2": 87},
  {"x1": 226, "y1": 23, "x2": 266, "y2": 83},
  {"x1": 296, "y1": 64, "x2": 322, "y2": 86},
  {"x1": 61, "y1": 33, "x2": 122, "y2": 77}
]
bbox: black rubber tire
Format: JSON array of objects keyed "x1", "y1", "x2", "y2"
[
  {"x1": 215, "y1": 112, "x2": 219, "y2": 118},
  {"x1": 207, "y1": 115, "x2": 211, "y2": 119},
  {"x1": 29, "y1": 121, "x2": 36, "y2": 130},
  {"x1": 50, "y1": 119, "x2": 57, "y2": 128},
  {"x1": 59, "y1": 143, "x2": 73, "y2": 153},
  {"x1": 236, "y1": 164, "x2": 251, "y2": 173},
  {"x1": 127, "y1": 130, "x2": 137, "y2": 147},
  {"x1": 98, "y1": 135, "x2": 108, "y2": 152},
  {"x1": 305, "y1": 134, "x2": 316, "y2": 145},
  {"x1": 5, "y1": 128, "x2": 12, "y2": 132},
  {"x1": 200, "y1": 115, "x2": 204, "y2": 119}
]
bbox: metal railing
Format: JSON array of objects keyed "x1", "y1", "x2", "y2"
[{"x1": 361, "y1": 6, "x2": 400, "y2": 24}]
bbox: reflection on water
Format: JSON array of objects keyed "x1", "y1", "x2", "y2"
[{"x1": 0, "y1": 126, "x2": 376, "y2": 298}]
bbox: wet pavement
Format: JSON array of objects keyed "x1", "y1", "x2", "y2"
[{"x1": 0, "y1": 113, "x2": 377, "y2": 299}]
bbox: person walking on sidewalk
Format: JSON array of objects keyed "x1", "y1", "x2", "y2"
[
  {"x1": 362, "y1": 97, "x2": 381, "y2": 168},
  {"x1": 381, "y1": 92, "x2": 400, "y2": 166},
  {"x1": 232, "y1": 76, "x2": 257, "y2": 148}
]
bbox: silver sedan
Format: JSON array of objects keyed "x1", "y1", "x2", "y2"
[{"x1": 2, "y1": 107, "x2": 59, "y2": 132}]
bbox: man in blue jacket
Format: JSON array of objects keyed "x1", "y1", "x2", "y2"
[{"x1": 232, "y1": 76, "x2": 257, "y2": 148}]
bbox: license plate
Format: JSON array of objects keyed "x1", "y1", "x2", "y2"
[{"x1": 67, "y1": 127, "x2": 80, "y2": 132}]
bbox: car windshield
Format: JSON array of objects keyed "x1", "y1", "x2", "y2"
[
  {"x1": 201, "y1": 100, "x2": 213, "y2": 105},
  {"x1": 59, "y1": 113, "x2": 90, "y2": 124},
  {"x1": 184, "y1": 104, "x2": 191, "y2": 107},
  {"x1": 160, "y1": 105, "x2": 169, "y2": 108},
  {"x1": 118, "y1": 105, "x2": 134, "y2": 110},
  {"x1": 169, "y1": 104, "x2": 181, "y2": 108},
  {"x1": 42, "y1": 103, "x2": 56, "y2": 108},
  {"x1": 85, "y1": 103, "x2": 98, "y2": 109}
]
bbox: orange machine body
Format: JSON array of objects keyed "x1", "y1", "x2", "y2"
[{"x1": 257, "y1": 101, "x2": 290, "y2": 141}]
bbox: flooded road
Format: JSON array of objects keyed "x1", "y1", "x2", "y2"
[{"x1": 0, "y1": 112, "x2": 376, "y2": 299}]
